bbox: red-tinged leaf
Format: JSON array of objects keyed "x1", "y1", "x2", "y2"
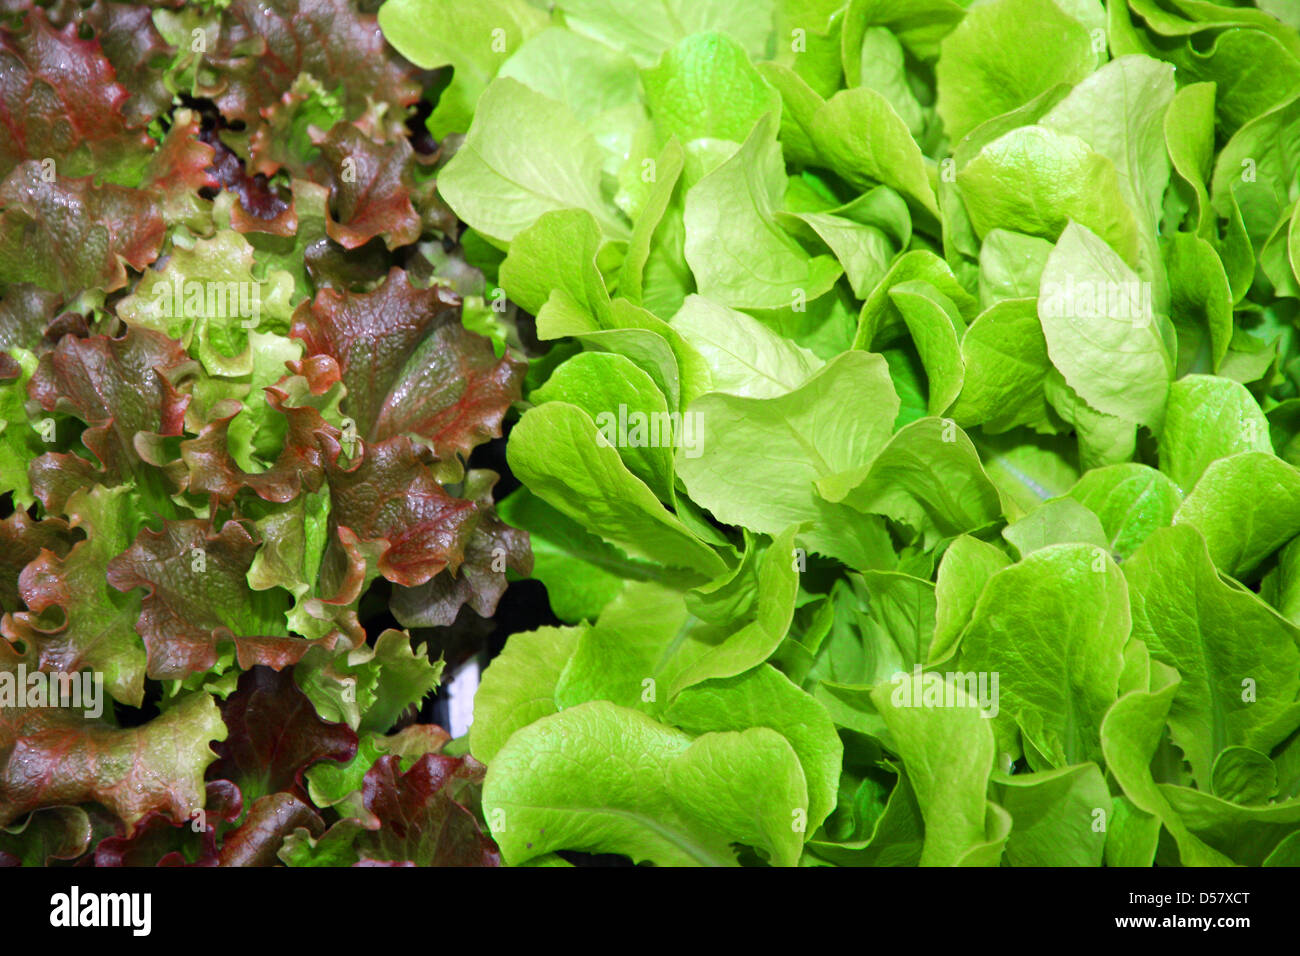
[
  {"x1": 356, "y1": 753, "x2": 500, "y2": 866},
  {"x1": 202, "y1": 126, "x2": 297, "y2": 236},
  {"x1": 0, "y1": 283, "x2": 63, "y2": 355},
  {"x1": 243, "y1": 73, "x2": 346, "y2": 179},
  {"x1": 2, "y1": 486, "x2": 147, "y2": 706},
  {"x1": 281, "y1": 751, "x2": 499, "y2": 866},
  {"x1": 218, "y1": 791, "x2": 323, "y2": 866},
  {"x1": 105, "y1": 518, "x2": 313, "y2": 681},
  {"x1": 209, "y1": 666, "x2": 357, "y2": 803},
  {"x1": 0, "y1": 683, "x2": 227, "y2": 829},
  {"x1": 145, "y1": 109, "x2": 217, "y2": 229},
  {"x1": 25, "y1": 455, "x2": 100, "y2": 518},
  {"x1": 383, "y1": 723, "x2": 452, "y2": 763},
  {"x1": 0, "y1": 805, "x2": 95, "y2": 866},
  {"x1": 392, "y1": 469, "x2": 532, "y2": 628},
  {"x1": 193, "y1": 0, "x2": 420, "y2": 143},
  {"x1": 313, "y1": 123, "x2": 421, "y2": 250},
  {"x1": 26, "y1": 327, "x2": 193, "y2": 507},
  {"x1": 320, "y1": 435, "x2": 479, "y2": 592},
  {"x1": 354, "y1": 858, "x2": 415, "y2": 866},
  {"x1": 0, "y1": 162, "x2": 166, "y2": 297},
  {"x1": 182, "y1": 385, "x2": 337, "y2": 504},
  {"x1": 0, "y1": 510, "x2": 73, "y2": 614},
  {"x1": 0, "y1": 8, "x2": 154, "y2": 183},
  {"x1": 292, "y1": 268, "x2": 525, "y2": 458},
  {"x1": 43, "y1": 0, "x2": 176, "y2": 127},
  {"x1": 92, "y1": 780, "x2": 242, "y2": 867}
]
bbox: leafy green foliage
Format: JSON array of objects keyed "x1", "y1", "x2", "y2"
[{"x1": 387, "y1": 0, "x2": 1300, "y2": 868}]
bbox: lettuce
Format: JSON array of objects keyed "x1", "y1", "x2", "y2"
[
  {"x1": 380, "y1": 0, "x2": 1300, "y2": 867},
  {"x1": 0, "y1": 0, "x2": 519, "y2": 866}
]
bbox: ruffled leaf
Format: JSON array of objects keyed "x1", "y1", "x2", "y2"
[{"x1": 291, "y1": 268, "x2": 525, "y2": 458}]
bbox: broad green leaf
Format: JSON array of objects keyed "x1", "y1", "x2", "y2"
[
  {"x1": 667, "y1": 727, "x2": 808, "y2": 866},
  {"x1": 1100, "y1": 662, "x2": 1232, "y2": 866},
  {"x1": 469, "y1": 624, "x2": 585, "y2": 764},
  {"x1": 532, "y1": 351, "x2": 676, "y2": 501},
  {"x1": 774, "y1": 0, "x2": 844, "y2": 98},
  {"x1": 1002, "y1": 498, "x2": 1108, "y2": 558},
  {"x1": 977, "y1": 230, "x2": 1054, "y2": 308},
  {"x1": 950, "y1": 297, "x2": 1054, "y2": 433},
  {"x1": 1064, "y1": 463, "x2": 1183, "y2": 559},
  {"x1": 1037, "y1": 221, "x2": 1173, "y2": 428},
  {"x1": 754, "y1": 60, "x2": 826, "y2": 167},
  {"x1": 992, "y1": 763, "x2": 1109, "y2": 866},
  {"x1": 935, "y1": 0, "x2": 1097, "y2": 143},
  {"x1": 871, "y1": 672, "x2": 999, "y2": 867},
  {"x1": 959, "y1": 543, "x2": 1130, "y2": 767},
  {"x1": 666, "y1": 664, "x2": 842, "y2": 832},
  {"x1": 807, "y1": 769, "x2": 925, "y2": 866},
  {"x1": 1210, "y1": 92, "x2": 1300, "y2": 220},
  {"x1": 611, "y1": 297, "x2": 716, "y2": 410},
  {"x1": 683, "y1": 113, "x2": 842, "y2": 309},
  {"x1": 668, "y1": 294, "x2": 824, "y2": 399},
  {"x1": 642, "y1": 32, "x2": 781, "y2": 145},
  {"x1": 1164, "y1": 233, "x2": 1234, "y2": 375},
  {"x1": 1160, "y1": 784, "x2": 1300, "y2": 867},
  {"x1": 555, "y1": 0, "x2": 778, "y2": 67},
  {"x1": 852, "y1": 27, "x2": 923, "y2": 135},
  {"x1": 958, "y1": 127, "x2": 1140, "y2": 268},
  {"x1": 972, "y1": 430, "x2": 1080, "y2": 520},
  {"x1": 1040, "y1": 55, "x2": 1177, "y2": 289},
  {"x1": 1174, "y1": 452, "x2": 1300, "y2": 579},
  {"x1": 1261, "y1": 536, "x2": 1300, "y2": 627},
  {"x1": 500, "y1": 208, "x2": 613, "y2": 324},
  {"x1": 483, "y1": 700, "x2": 803, "y2": 866},
  {"x1": 1124, "y1": 524, "x2": 1300, "y2": 788},
  {"x1": 1159, "y1": 375, "x2": 1271, "y2": 493},
  {"x1": 854, "y1": 249, "x2": 979, "y2": 350},
  {"x1": 1211, "y1": 747, "x2": 1278, "y2": 806},
  {"x1": 556, "y1": 528, "x2": 798, "y2": 704},
  {"x1": 1043, "y1": 369, "x2": 1138, "y2": 470},
  {"x1": 1104, "y1": 795, "x2": 1162, "y2": 867},
  {"x1": 950, "y1": 82, "x2": 1074, "y2": 171},
  {"x1": 842, "y1": 0, "x2": 966, "y2": 62},
  {"x1": 498, "y1": 487, "x2": 692, "y2": 622},
  {"x1": 777, "y1": 211, "x2": 894, "y2": 298},
  {"x1": 508, "y1": 402, "x2": 726, "y2": 578},
  {"x1": 931, "y1": 535, "x2": 1011, "y2": 665},
  {"x1": 1164, "y1": 82, "x2": 1217, "y2": 236},
  {"x1": 840, "y1": 570, "x2": 938, "y2": 684},
  {"x1": 809, "y1": 86, "x2": 939, "y2": 216},
  {"x1": 817, "y1": 417, "x2": 1004, "y2": 549},
  {"x1": 438, "y1": 79, "x2": 629, "y2": 243},
  {"x1": 377, "y1": 0, "x2": 549, "y2": 138},
  {"x1": 499, "y1": 27, "x2": 643, "y2": 160},
  {"x1": 676, "y1": 351, "x2": 899, "y2": 568},
  {"x1": 482, "y1": 701, "x2": 730, "y2": 866},
  {"x1": 616, "y1": 138, "x2": 686, "y2": 305},
  {"x1": 888, "y1": 281, "x2": 964, "y2": 415}
]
